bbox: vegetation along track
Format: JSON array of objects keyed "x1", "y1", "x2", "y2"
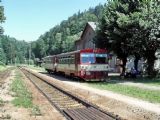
[
  {"x1": 0, "y1": 68, "x2": 12, "y2": 85},
  {"x1": 19, "y1": 67, "x2": 121, "y2": 120}
]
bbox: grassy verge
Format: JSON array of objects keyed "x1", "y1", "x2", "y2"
[
  {"x1": 0, "y1": 65, "x2": 6, "y2": 71},
  {"x1": 10, "y1": 70, "x2": 42, "y2": 115},
  {"x1": 107, "y1": 76, "x2": 160, "y2": 86},
  {"x1": 132, "y1": 77, "x2": 160, "y2": 86},
  {"x1": 10, "y1": 71, "x2": 33, "y2": 108},
  {"x1": 27, "y1": 65, "x2": 45, "y2": 72},
  {"x1": 86, "y1": 82, "x2": 160, "y2": 103}
]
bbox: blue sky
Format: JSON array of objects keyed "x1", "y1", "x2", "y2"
[{"x1": 2, "y1": 0, "x2": 106, "y2": 42}]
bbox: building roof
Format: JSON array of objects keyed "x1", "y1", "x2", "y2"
[
  {"x1": 80, "y1": 22, "x2": 97, "y2": 39},
  {"x1": 74, "y1": 22, "x2": 97, "y2": 45},
  {"x1": 88, "y1": 22, "x2": 97, "y2": 31}
]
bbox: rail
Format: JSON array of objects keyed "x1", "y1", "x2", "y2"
[
  {"x1": 19, "y1": 67, "x2": 121, "y2": 120},
  {"x1": 0, "y1": 68, "x2": 12, "y2": 85}
]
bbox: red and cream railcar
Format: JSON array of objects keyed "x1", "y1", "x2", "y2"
[
  {"x1": 43, "y1": 55, "x2": 56, "y2": 73},
  {"x1": 43, "y1": 48, "x2": 109, "y2": 81}
]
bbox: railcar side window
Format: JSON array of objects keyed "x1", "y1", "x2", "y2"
[{"x1": 71, "y1": 58, "x2": 74, "y2": 64}]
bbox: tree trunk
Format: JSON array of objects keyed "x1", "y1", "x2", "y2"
[
  {"x1": 121, "y1": 57, "x2": 127, "y2": 76},
  {"x1": 147, "y1": 58, "x2": 155, "y2": 77},
  {"x1": 146, "y1": 51, "x2": 157, "y2": 78},
  {"x1": 134, "y1": 55, "x2": 140, "y2": 72}
]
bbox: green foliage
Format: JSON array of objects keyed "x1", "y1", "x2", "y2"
[
  {"x1": 0, "y1": 3, "x2": 5, "y2": 34},
  {"x1": 0, "y1": 65, "x2": 6, "y2": 71},
  {"x1": 0, "y1": 35, "x2": 28, "y2": 65},
  {"x1": 0, "y1": 47, "x2": 6, "y2": 64},
  {"x1": 0, "y1": 5, "x2": 5, "y2": 23},
  {"x1": 32, "y1": 39, "x2": 46, "y2": 59},
  {"x1": 62, "y1": 34, "x2": 79, "y2": 52},
  {"x1": 130, "y1": 1, "x2": 160, "y2": 77}
]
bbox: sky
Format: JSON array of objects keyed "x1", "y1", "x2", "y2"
[{"x1": 2, "y1": 0, "x2": 106, "y2": 42}]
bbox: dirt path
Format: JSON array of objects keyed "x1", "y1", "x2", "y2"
[{"x1": 0, "y1": 69, "x2": 65, "y2": 120}]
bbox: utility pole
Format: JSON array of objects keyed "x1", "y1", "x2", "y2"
[
  {"x1": 10, "y1": 42, "x2": 13, "y2": 65},
  {"x1": 29, "y1": 43, "x2": 31, "y2": 65},
  {"x1": 14, "y1": 47, "x2": 17, "y2": 66}
]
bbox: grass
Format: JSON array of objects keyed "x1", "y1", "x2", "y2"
[
  {"x1": 132, "y1": 77, "x2": 160, "y2": 86},
  {"x1": 0, "y1": 97, "x2": 4, "y2": 106},
  {"x1": 0, "y1": 65, "x2": 6, "y2": 71},
  {"x1": 86, "y1": 82, "x2": 160, "y2": 103},
  {"x1": 107, "y1": 76, "x2": 160, "y2": 86},
  {"x1": 10, "y1": 71, "x2": 33, "y2": 108},
  {"x1": 0, "y1": 114, "x2": 11, "y2": 119},
  {"x1": 10, "y1": 70, "x2": 41, "y2": 116},
  {"x1": 31, "y1": 105, "x2": 41, "y2": 116},
  {"x1": 27, "y1": 65, "x2": 45, "y2": 72}
]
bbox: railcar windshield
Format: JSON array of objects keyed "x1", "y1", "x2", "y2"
[
  {"x1": 81, "y1": 53, "x2": 107, "y2": 64},
  {"x1": 95, "y1": 54, "x2": 107, "y2": 63},
  {"x1": 81, "y1": 53, "x2": 95, "y2": 64}
]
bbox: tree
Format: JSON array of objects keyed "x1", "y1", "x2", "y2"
[
  {"x1": 139, "y1": 1, "x2": 160, "y2": 77},
  {"x1": 0, "y1": 35, "x2": 29, "y2": 64},
  {"x1": 62, "y1": 35, "x2": 79, "y2": 52},
  {"x1": 0, "y1": 1, "x2": 5, "y2": 34},
  {"x1": 126, "y1": 1, "x2": 160, "y2": 77},
  {"x1": 0, "y1": 48, "x2": 6, "y2": 64},
  {"x1": 96, "y1": 0, "x2": 160, "y2": 77},
  {"x1": 33, "y1": 39, "x2": 46, "y2": 59},
  {"x1": 95, "y1": 0, "x2": 142, "y2": 75}
]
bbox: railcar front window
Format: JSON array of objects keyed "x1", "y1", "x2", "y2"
[
  {"x1": 95, "y1": 54, "x2": 107, "y2": 64},
  {"x1": 81, "y1": 53, "x2": 95, "y2": 64}
]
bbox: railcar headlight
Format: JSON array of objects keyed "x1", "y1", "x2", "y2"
[
  {"x1": 86, "y1": 71, "x2": 91, "y2": 75},
  {"x1": 85, "y1": 66, "x2": 88, "y2": 69}
]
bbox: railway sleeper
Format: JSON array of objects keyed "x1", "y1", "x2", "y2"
[
  {"x1": 21, "y1": 68, "x2": 120, "y2": 120},
  {"x1": 51, "y1": 100, "x2": 81, "y2": 106},
  {"x1": 51, "y1": 98, "x2": 78, "y2": 102},
  {"x1": 64, "y1": 107, "x2": 115, "y2": 120},
  {"x1": 47, "y1": 94, "x2": 71, "y2": 100},
  {"x1": 58, "y1": 104, "x2": 84, "y2": 110},
  {"x1": 58, "y1": 103, "x2": 83, "y2": 107}
]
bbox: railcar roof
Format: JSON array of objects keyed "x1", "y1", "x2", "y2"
[
  {"x1": 43, "y1": 55, "x2": 55, "y2": 59},
  {"x1": 56, "y1": 50, "x2": 80, "y2": 57},
  {"x1": 43, "y1": 48, "x2": 107, "y2": 59},
  {"x1": 43, "y1": 50, "x2": 80, "y2": 58}
]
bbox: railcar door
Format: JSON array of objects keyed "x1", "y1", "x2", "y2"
[{"x1": 75, "y1": 53, "x2": 80, "y2": 76}]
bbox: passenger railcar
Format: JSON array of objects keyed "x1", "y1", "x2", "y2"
[{"x1": 43, "y1": 48, "x2": 109, "y2": 81}]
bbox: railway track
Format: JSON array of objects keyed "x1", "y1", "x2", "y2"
[
  {"x1": 0, "y1": 68, "x2": 11, "y2": 85},
  {"x1": 20, "y1": 67, "x2": 121, "y2": 120}
]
